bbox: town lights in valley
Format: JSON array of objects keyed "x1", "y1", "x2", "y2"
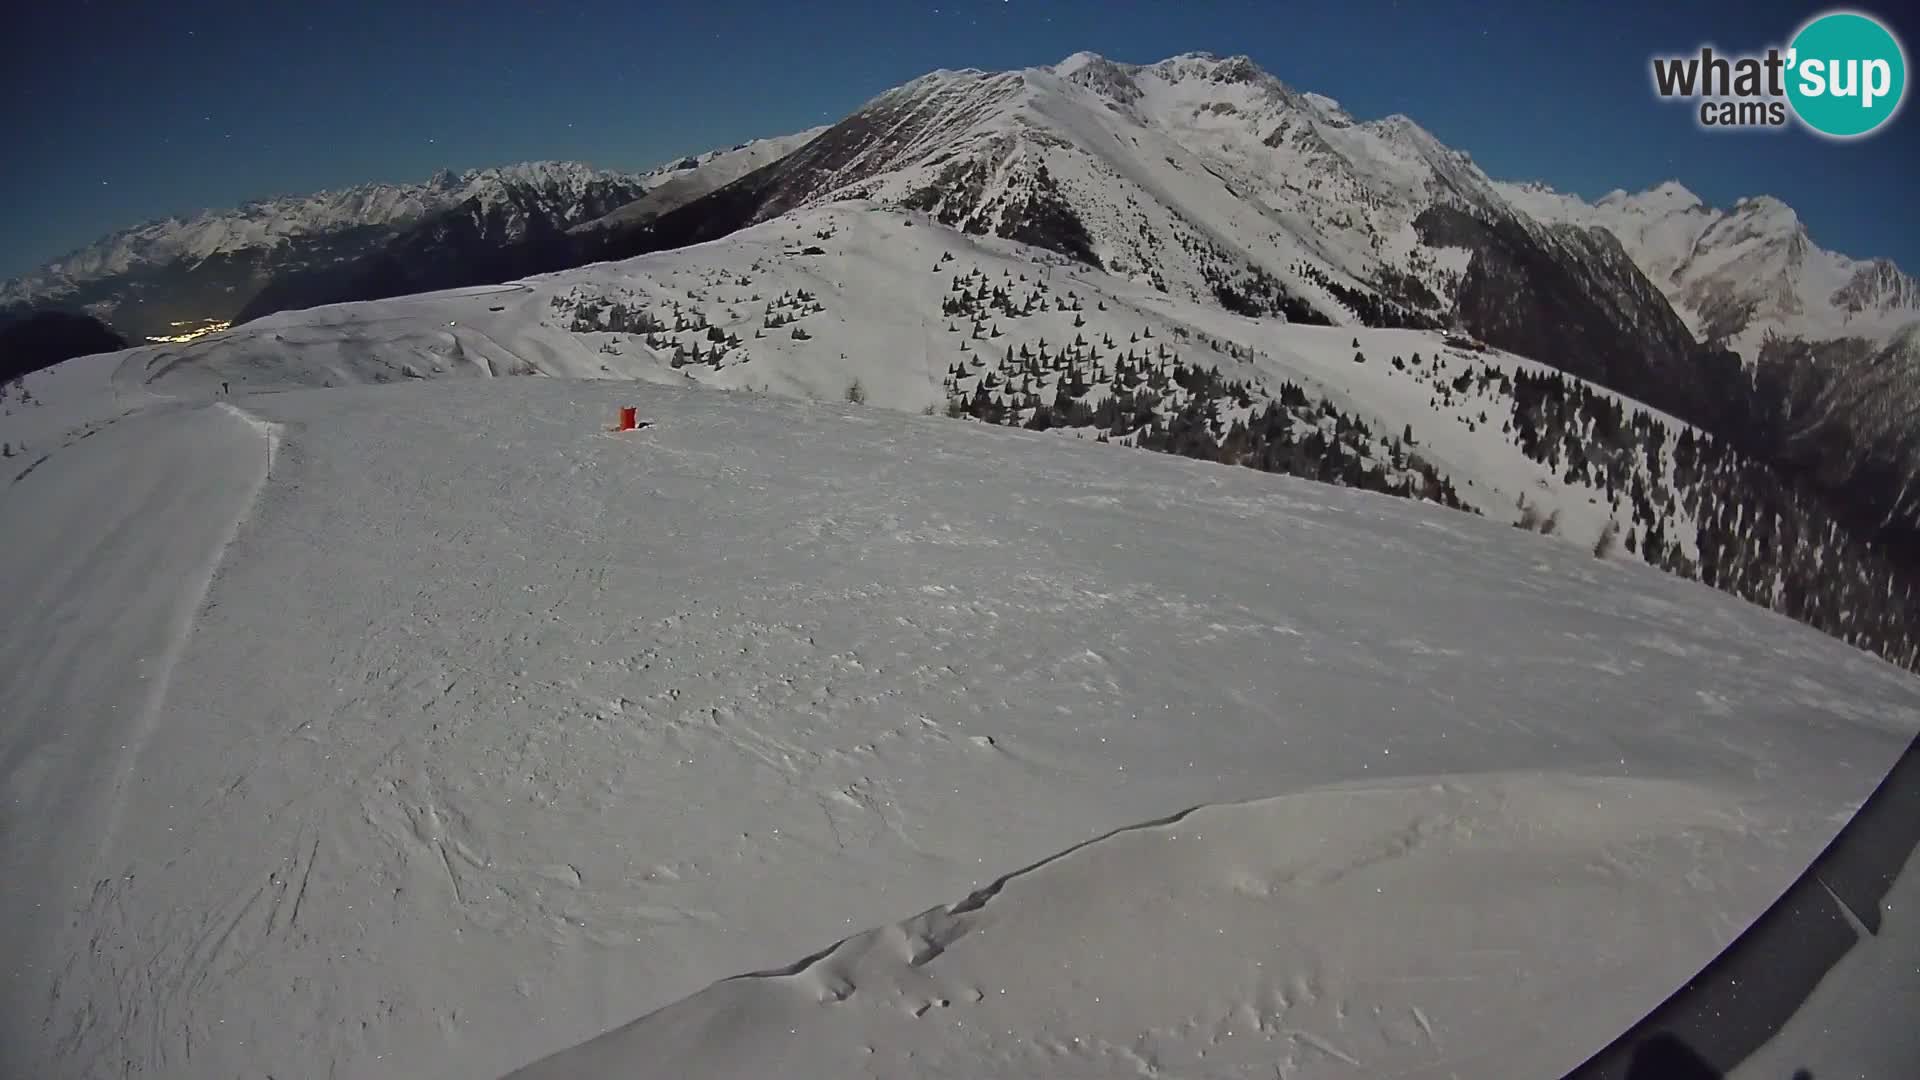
[{"x1": 146, "y1": 319, "x2": 231, "y2": 344}]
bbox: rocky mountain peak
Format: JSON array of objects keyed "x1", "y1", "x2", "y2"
[
  {"x1": 1730, "y1": 193, "x2": 1801, "y2": 229},
  {"x1": 1644, "y1": 179, "x2": 1703, "y2": 208},
  {"x1": 1148, "y1": 51, "x2": 1270, "y2": 87},
  {"x1": 1054, "y1": 51, "x2": 1144, "y2": 103},
  {"x1": 1598, "y1": 181, "x2": 1705, "y2": 214}
]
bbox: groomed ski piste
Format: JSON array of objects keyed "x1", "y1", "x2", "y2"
[{"x1": 5, "y1": 348, "x2": 1919, "y2": 1079}]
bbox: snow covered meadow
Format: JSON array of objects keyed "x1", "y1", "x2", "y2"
[{"x1": 3, "y1": 361, "x2": 1916, "y2": 1078}]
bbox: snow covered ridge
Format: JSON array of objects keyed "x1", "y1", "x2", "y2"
[
  {"x1": 661, "y1": 47, "x2": 1523, "y2": 323},
  {"x1": 573, "y1": 49, "x2": 1815, "y2": 512},
  {"x1": 12, "y1": 201, "x2": 1920, "y2": 678},
  {"x1": 570, "y1": 128, "x2": 831, "y2": 233},
  {"x1": 583, "y1": 46, "x2": 1903, "y2": 481},
  {"x1": 2, "y1": 372, "x2": 1916, "y2": 1080}
]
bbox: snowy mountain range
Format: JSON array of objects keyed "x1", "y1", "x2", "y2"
[
  {"x1": 210, "y1": 52, "x2": 1880, "y2": 426},
  {"x1": 1500, "y1": 179, "x2": 1920, "y2": 357},
  {"x1": 8, "y1": 50, "x2": 1920, "y2": 547},
  {"x1": 574, "y1": 51, "x2": 1916, "y2": 552},
  {"x1": 10, "y1": 51, "x2": 1908, "y2": 372},
  {"x1": 1496, "y1": 178, "x2": 1920, "y2": 546},
  {"x1": 0, "y1": 141, "x2": 807, "y2": 342},
  {"x1": 6, "y1": 52, "x2": 1918, "y2": 648}
]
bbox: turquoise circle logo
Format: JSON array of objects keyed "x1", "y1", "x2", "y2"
[{"x1": 1786, "y1": 10, "x2": 1907, "y2": 138}]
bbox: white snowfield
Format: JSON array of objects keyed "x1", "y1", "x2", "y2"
[{"x1": 3, "y1": 363, "x2": 1917, "y2": 1080}]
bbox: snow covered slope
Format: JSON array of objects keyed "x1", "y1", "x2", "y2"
[
  {"x1": 2, "y1": 370, "x2": 1916, "y2": 1080},
  {"x1": 7, "y1": 204, "x2": 1743, "y2": 567},
  {"x1": 1499, "y1": 179, "x2": 1920, "y2": 358},
  {"x1": 573, "y1": 128, "x2": 830, "y2": 232}
]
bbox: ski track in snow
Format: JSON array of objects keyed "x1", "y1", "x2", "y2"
[
  {"x1": 1, "y1": 374, "x2": 1917, "y2": 1080},
  {"x1": 100, "y1": 402, "x2": 281, "y2": 854},
  {"x1": 0, "y1": 398, "x2": 278, "y2": 1079}
]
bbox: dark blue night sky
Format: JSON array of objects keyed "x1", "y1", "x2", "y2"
[{"x1": 7, "y1": 0, "x2": 1916, "y2": 278}]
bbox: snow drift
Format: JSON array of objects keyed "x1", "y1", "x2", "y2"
[{"x1": 509, "y1": 773, "x2": 1791, "y2": 1080}]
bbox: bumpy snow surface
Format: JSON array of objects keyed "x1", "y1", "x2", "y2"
[{"x1": 3, "y1": 369, "x2": 1918, "y2": 1080}]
